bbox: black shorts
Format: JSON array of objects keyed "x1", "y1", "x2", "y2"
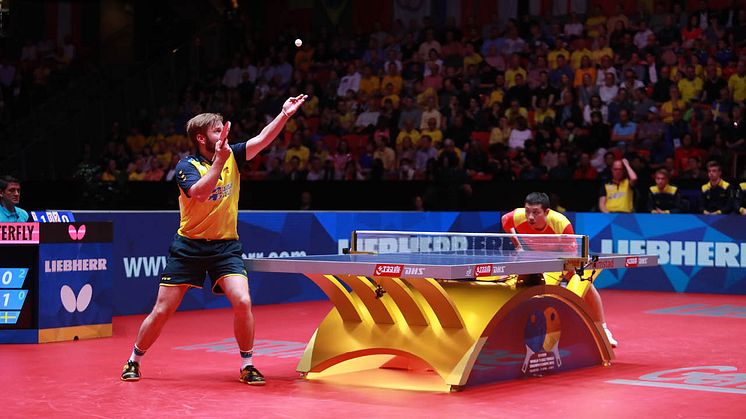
[{"x1": 160, "y1": 234, "x2": 247, "y2": 294}]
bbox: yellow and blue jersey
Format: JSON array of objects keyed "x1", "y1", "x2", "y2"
[
  {"x1": 174, "y1": 143, "x2": 246, "y2": 240},
  {"x1": 701, "y1": 179, "x2": 732, "y2": 214},
  {"x1": 601, "y1": 179, "x2": 634, "y2": 213},
  {"x1": 647, "y1": 184, "x2": 681, "y2": 213}
]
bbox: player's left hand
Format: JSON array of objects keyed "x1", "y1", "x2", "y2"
[{"x1": 282, "y1": 94, "x2": 308, "y2": 118}]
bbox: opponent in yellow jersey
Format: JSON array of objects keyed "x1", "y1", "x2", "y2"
[
  {"x1": 121, "y1": 95, "x2": 308, "y2": 386},
  {"x1": 501, "y1": 192, "x2": 618, "y2": 347},
  {"x1": 501, "y1": 207, "x2": 573, "y2": 235}
]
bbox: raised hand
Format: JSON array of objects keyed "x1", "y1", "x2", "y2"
[
  {"x1": 213, "y1": 121, "x2": 232, "y2": 163},
  {"x1": 282, "y1": 94, "x2": 309, "y2": 118}
]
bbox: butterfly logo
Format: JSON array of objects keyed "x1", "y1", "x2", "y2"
[
  {"x1": 68, "y1": 224, "x2": 87, "y2": 240},
  {"x1": 60, "y1": 284, "x2": 93, "y2": 313}
]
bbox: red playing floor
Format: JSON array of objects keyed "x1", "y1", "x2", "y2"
[{"x1": 3, "y1": 290, "x2": 746, "y2": 418}]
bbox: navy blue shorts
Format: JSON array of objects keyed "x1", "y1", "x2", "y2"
[{"x1": 160, "y1": 234, "x2": 247, "y2": 294}]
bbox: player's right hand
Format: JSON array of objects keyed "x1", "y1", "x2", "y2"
[{"x1": 213, "y1": 121, "x2": 232, "y2": 164}]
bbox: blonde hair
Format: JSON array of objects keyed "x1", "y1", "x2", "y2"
[{"x1": 185, "y1": 113, "x2": 223, "y2": 146}]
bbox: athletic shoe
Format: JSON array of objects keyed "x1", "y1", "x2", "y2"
[
  {"x1": 121, "y1": 360, "x2": 141, "y2": 381},
  {"x1": 239, "y1": 365, "x2": 266, "y2": 386}
]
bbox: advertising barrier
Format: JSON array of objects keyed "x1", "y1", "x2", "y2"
[
  {"x1": 74, "y1": 211, "x2": 746, "y2": 316},
  {"x1": 76, "y1": 211, "x2": 502, "y2": 315}
]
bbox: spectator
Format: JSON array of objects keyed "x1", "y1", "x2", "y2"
[
  {"x1": 414, "y1": 135, "x2": 437, "y2": 175},
  {"x1": 285, "y1": 133, "x2": 310, "y2": 170},
  {"x1": 599, "y1": 159, "x2": 638, "y2": 213},
  {"x1": 0, "y1": 176, "x2": 29, "y2": 222},
  {"x1": 648, "y1": 169, "x2": 683, "y2": 213},
  {"x1": 733, "y1": 180, "x2": 746, "y2": 215},
  {"x1": 583, "y1": 95, "x2": 608, "y2": 125},
  {"x1": 306, "y1": 157, "x2": 325, "y2": 181},
  {"x1": 637, "y1": 106, "x2": 665, "y2": 151},
  {"x1": 489, "y1": 116, "x2": 511, "y2": 145},
  {"x1": 101, "y1": 159, "x2": 123, "y2": 182},
  {"x1": 337, "y1": 64, "x2": 361, "y2": 97},
  {"x1": 354, "y1": 98, "x2": 381, "y2": 134},
  {"x1": 611, "y1": 109, "x2": 637, "y2": 149},
  {"x1": 701, "y1": 160, "x2": 732, "y2": 214},
  {"x1": 372, "y1": 134, "x2": 396, "y2": 176},
  {"x1": 728, "y1": 61, "x2": 746, "y2": 104},
  {"x1": 420, "y1": 95, "x2": 444, "y2": 130},
  {"x1": 680, "y1": 156, "x2": 706, "y2": 180},
  {"x1": 421, "y1": 117, "x2": 444, "y2": 146},
  {"x1": 508, "y1": 116, "x2": 532, "y2": 150},
  {"x1": 573, "y1": 152, "x2": 599, "y2": 180},
  {"x1": 549, "y1": 151, "x2": 573, "y2": 180}
]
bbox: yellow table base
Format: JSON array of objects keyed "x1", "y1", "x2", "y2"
[{"x1": 298, "y1": 271, "x2": 612, "y2": 391}]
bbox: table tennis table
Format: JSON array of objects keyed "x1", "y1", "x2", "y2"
[{"x1": 245, "y1": 230, "x2": 658, "y2": 391}]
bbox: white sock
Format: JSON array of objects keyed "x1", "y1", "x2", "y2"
[
  {"x1": 129, "y1": 345, "x2": 146, "y2": 363},
  {"x1": 240, "y1": 350, "x2": 253, "y2": 369}
]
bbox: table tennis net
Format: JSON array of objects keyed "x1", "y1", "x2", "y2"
[{"x1": 351, "y1": 230, "x2": 587, "y2": 258}]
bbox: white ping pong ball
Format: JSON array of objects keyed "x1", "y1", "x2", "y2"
[{"x1": 295, "y1": 38, "x2": 303, "y2": 47}]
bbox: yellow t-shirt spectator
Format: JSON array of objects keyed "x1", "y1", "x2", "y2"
[
  {"x1": 660, "y1": 99, "x2": 686, "y2": 124},
  {"x1": 285, "y1": 145, "x2": 311, "y2": 169},
  {"x1": 463, "y1": 53, "x2": 483, "y2": 69},
  {"x1": 574, "y1": 67, "x2": 597, "y2": 87},
  {"x1": 421, "y1": 128, "x2": 443, "y2": 146},
  {"x1": 488, "y1": 88, "x2": 505, "y2": 107},
  {"x1": 586, "y1": 16, "x2": 607, "y2": 38},
  {"x1": 396, "y1": 128, "x2": 421, "y2": 147},
  {"x1": 505, "y1": 67, "x2": 527, "y2": 88},
  {"x1": 548, "y1": 49, "x2": 570, "y2": 69},
  {"x1": 729, "y1": 73, "x2": 746, "y2": 102},
  {"x1": 490, "y1": 126, "x2": 511, "y2": 145},
  {"x1": 533, "y1": 109, "x2": 556, "y2": 126},
  {"x1": 571, "y1": 49, "x2": 592, "y2": 69},
  {"x1": 677, "y1": 78, "x2": 703, "y2": 103},
  {"x1": 358, "y1": 76, "x2": 381, "y2": 95},
  {"x1": 381, "y1": 75, "x2": 403, "y2": 95},
  {"x1": 381, "y1": 94, "x2": 401, "y2": 108},
  {"x1": 505, "y1": 107, "x2": 528, "y2": 124},
  {"x1": 592, "y1": 48, "x2": 614, "y2": 65}
]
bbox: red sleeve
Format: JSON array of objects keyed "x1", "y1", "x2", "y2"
[
  {"x1": 501, "y1": 210, "x2": 515, "y2": 233},
  {"x1": 562, "y1": 223, "x2": 575, "y2": 234}
]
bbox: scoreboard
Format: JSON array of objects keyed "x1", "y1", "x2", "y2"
[{"x1": 0, "y1": 221, "x2": 112, "y2": 344}]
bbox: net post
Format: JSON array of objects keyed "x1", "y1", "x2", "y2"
[
  {"x1": 351, "y1": 231, "x2": 358, "y2": 252},
  {"x1": 582, "y1": 235, "x2": 589, "y2": 258}
]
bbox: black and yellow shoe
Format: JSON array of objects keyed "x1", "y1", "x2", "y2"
[
  {"x1": 239, "y1": 365, "x2": 265, "y2": 386},
  {"x1": 121, "y1": 361, "x2": 141, "y2": 381}
]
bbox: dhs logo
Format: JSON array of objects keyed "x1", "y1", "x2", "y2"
[
  {"x1": 474, "y1": 264, "x2": 493, "y2": 277},
  {"x1": 403, "y1": 266, "x2": 425, "y2": 276},
  {"x1": 625, "y1": 257, "x2": 639, "y2": 267},
  {"x1": 374, "y1": 264, "x2": 403, "y2": 276}
]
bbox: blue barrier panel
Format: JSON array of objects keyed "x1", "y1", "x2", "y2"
[
  {"x1": 76, "y1": 211, "x2": 503, "y2": 315},
  {"x1": 75, "y1": 211, "x2": 746, "y2": 316},
  {"x1": 575, "y1": 213, "x2": 746, "y2": 295}
]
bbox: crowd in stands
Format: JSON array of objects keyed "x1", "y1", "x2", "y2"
[
  {"x1": 0, "y1": 35, "x2": 78, "y2": 126},
  {"x1": 92, "y1": 1, "x2": 746, "y2": 213}
]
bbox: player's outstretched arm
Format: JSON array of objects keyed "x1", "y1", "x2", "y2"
[{"x1": 245, "y1": 94, "x2": 308, "y2": 160}]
